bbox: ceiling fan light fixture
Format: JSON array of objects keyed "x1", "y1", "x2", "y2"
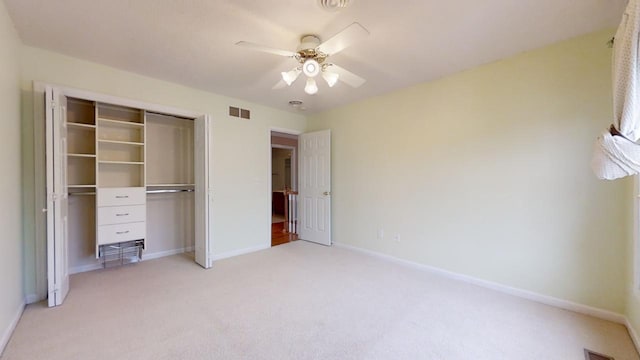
[
  {"x1": 302, "y1": 59, "x2": 321, "y2": 77},
  {"x1": 281, "y1": 68, "x2": 301, "y2": 86},
  {"x1": 317, "y1": 0, "x2": 351, "y2": 11},
  {"x1": 305, "y1": 78, "x2": 318, "y2": 95},
  {"x1": 322, "y1": 71, "x2": 339, "y2": 87}
]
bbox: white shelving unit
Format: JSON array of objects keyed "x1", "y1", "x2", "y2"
[
  {"x1": 95, "y1": 104, "x2": 146, "y2": 262},
  {"x1": 66, "y1": 98, "x2": 97, "y2": 190}
]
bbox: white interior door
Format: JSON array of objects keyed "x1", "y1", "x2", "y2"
[
  {"x1": 194, "y1": 115, "x2": 212, "y2": 268},
  {"x1": 45, "y1": 87, "x2": 70, "y2": 306},
  {"x1": 298, "y1": 130, "x2": 332, "y2": 246}
]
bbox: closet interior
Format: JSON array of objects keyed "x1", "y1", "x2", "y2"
[{"x1": 66, "y1": 97, "x2": 195, "y2": 272}]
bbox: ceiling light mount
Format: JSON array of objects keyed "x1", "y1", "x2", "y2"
[
  {"x1": 297, "y1": 35, "x2": 321, "y2": 53},
  {"x1": 295, "y1": 35, "x2": 327, "y2": 64},
  {"x1": 317, "y1": 0, "x2": 352, "y2": 12}
]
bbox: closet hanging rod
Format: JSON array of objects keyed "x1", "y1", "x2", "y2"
[
  {"x1": 69, "y1": 189, "x2": 194, "y2": 195},
  {"x1": 146, "y1": 189, "x2": 194, "y2": 194},
  {"x1": 147, "y1": 184, "x2": 195, "y2": 187},
  {"x1": 146, "y1": 111, "x2": 194, "y2": 121}
]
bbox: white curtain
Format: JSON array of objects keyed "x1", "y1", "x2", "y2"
[{"x1": 592, "y1": 0, "x2": 640, "y2": 180}]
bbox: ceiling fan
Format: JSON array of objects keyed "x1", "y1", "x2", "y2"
[{"x1": 236, "y1": 22, "x2": 369, "y2": 95}]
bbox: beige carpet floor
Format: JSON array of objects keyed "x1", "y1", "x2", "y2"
[{"x1": 2, "y1": 241, "x2": 638, "y2": 360}]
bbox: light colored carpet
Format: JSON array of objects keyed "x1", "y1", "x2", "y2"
[{"x1": 2, "y1": 241, "x2": 638, "y2": 360}]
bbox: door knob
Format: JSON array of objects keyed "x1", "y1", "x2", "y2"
[{"x1": 323, "y1": 191, "x2": 331, "y2": 196}]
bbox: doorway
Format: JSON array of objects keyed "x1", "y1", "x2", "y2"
[{"x1": 271, "y1": 131, "x2": 299, "y2": 246}]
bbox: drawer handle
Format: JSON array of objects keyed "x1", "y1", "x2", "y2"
[
  {"x1": 116, "y1": 230, "x2": 130, "y2": 235},
  {"x1": 115, "y1": 213, "x2": 129, "y2": 217},
  {"x1": 115, "y1": 195, "x2": 129, "y2": 199}
]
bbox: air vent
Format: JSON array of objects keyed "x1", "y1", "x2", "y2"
[
  {"x1": 229, "y1": 106, "x2": 251, "y2": 119},
  {"x1": 584, "y1": 349, "x2": 614, "y2": 360}
]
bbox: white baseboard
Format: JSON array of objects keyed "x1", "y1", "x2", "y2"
[
  {"x1": 24, "y1": 293, "x2": 39, "y2": 305},
  {"x1": 69, "y1": 246, "x2": 195, "y2": 275},
  {"x1": 333, "y1": 242, "x2": 627, "y2": 324},
  {"x1": 0, "y1": 301, "x2": 25, "y2": 357},
  {"x1": 143, "y1": 246, "x2": 194, "y2": 261},
  {"x1": 213, "y1": 244, "x2": 271, "y2": 261},
  {"x1": 69, "y1": 263, "x2": 103, "y2": 275},
  {"x1": 625, "y1": 318, "x2": 640, "y2": 354}
]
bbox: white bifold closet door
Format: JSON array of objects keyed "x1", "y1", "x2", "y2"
[
  {"x1": 194, "y1": 115, "x2": 212, "y2": 268},
  {"x1": 45, "y1": 86, "x2": 71, "y2": 307}
]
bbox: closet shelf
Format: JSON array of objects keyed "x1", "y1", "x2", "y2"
[
  {"x1": 68, "y1": 153, "x2": 97, "y2": 158},
  {"x1": 67, "y1": 122, "x2": 96, "y2": 129},
  {"x1": 98, "y1": 139, "x2": 144, "y2": 146},
  {"x1": 99, "y1": 160, "x2": 144, "y2": 165},
  {"x1": 69, "y1": 192, "x2": 96, "y2": 196},
  {"x1": 147, "y1": 189, "x2": 194, "y2": 194},
  {"x1": 68, "y1": 184, "x2": 96, "y2": 188},
  {"x1": 98, "y1": 118, "x2": 145, "y2": 127}
]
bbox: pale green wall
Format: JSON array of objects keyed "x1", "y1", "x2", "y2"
[
  {"x1": 0, "y1": 0, "x2": 23, "y2": 350},
  {"x1": 627, "y1": 184, "x2": 640, "y2": 339},
  {"x1": 308, "y1": 29, "x2": 633, "y2": 313},
  {"x1": 19, "y1": 46, "x2": 307, "y2": 299}
]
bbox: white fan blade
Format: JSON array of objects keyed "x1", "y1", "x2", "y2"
[
  {"x1": 316, "y1": 22, "x2": 369, "y2": 56},
  {"x1": 327, "y1": 64, "x2": 366, "y2": 88},
  {"x1": 272, "y1": 79, "x2": 287, "y2": 89},
  {"x1": 235, "y1": 41, "x2": 297, "y2": 57}
]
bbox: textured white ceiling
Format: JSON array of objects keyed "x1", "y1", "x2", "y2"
[{"x1": 3, "y1": 0, "x2": 627, "y2": 113}]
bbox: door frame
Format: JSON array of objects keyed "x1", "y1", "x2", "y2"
[
  {"x1": 268, "y1": 128, "x2": 302, "y2": 247},
  {"x1": 34, "y1": 82, "x2": 214, "y2": 303}
]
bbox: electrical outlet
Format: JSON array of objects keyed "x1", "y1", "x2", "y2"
[
  {"x1": 377, "y1": 229, "x2": 384, "y2": 240},
  {"x1": 393, "y1": 234, "x2": 401, "y2": 243}
]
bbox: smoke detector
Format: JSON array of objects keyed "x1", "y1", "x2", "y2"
[{"x1": 317, "y1": 0, "x2": 352, "y2": 11}]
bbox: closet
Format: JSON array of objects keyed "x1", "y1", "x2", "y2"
[
  {"x1": 44, "y1": 85, "x2": 211, "y2": 307},
  {"x1": 145, "y1": 113, "x2": 195, "y2": 257}
]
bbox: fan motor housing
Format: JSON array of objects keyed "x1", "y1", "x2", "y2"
[{"x1": 296, "y1": 35, "x2": 327, "y2": 63}]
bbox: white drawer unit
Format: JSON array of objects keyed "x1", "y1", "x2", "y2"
[
  {"x1": 97, "y1": 221, "x2": 146, "y2": 245},
  {"x1": 97, "y1": 187, "x2": 146, "y2": 207},
  {"x1": 96, "y1": 186, "x2": 147, "y2": 254},
  {"x1": 97, "y1": 205, "x2": 146, "y2": 226}
]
